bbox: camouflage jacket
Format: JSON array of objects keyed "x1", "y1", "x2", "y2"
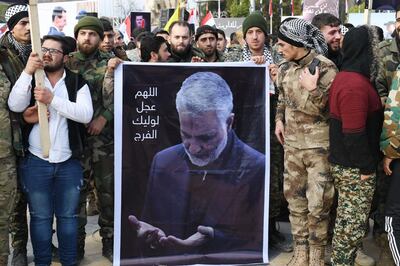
[
  {"x1": 376, "y1": 39, "x2": 400, "y2": 99},
  {"x1": 205, "y1": 50, "x2": 225, "y2": 62},
  {"x1": 275, "y1": 50, "x2": 338, "y2": 149},
  {"x1": 224, "y1": 44, "x2": 244, "y2": 62},
  {"x1": 0, "y1": 59, "x2": 15, "y2": 159},
  {"x1": 0, "y1": 32, "x2": 28, "y2": 157},
  {"x1": 380, "y1": 70, "x2": 400, "y2": 158},
  {"x1": 65, "y1": 50, "x2": 113, "y2": 140}
]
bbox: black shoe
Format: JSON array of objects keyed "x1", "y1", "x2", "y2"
[
  {"x1": 102, "y1": 238, "x2": 113, "y2": 262},
  {"x1": 11, "y1": 248, "x2": 27, "y2": 266}
]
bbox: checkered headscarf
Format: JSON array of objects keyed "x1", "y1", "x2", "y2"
[
  {"x1": 278, "y1": 18, "x2": 328, "y2": 56},
  {"x1": 5, "y1": 4, "x2": 29, "y2": 30}
]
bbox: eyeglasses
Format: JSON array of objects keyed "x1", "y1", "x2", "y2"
[{"x1": 41, "y1": 47, "x2": 63, "y2": 55}]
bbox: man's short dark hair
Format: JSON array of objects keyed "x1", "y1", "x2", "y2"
[
  {"x1": 63, "y1": 36, "x2": 77, "y2": 54},
  {"x1": 396, "y1": 5, "x2": 400, "y2": 13},
  {"x1": 52, "y1": 6, "x2": 66, "y2": 22},
  {"x1": 137, "y1": 31, "x2": 154, "y2": 43},
  {"x1": 140, "y1": 36, "x2": 167, "y2": 62},
  {"x1": 99, "y1": 17, "x2": 113, "y2": 32},
  {"x1": 169, "y1": 21, "x2": 190, "y2": 35},
  {"x1": 155, "y1": 29, "x2": 169, "y2": 37},
  {"x1": 216, "y1": 28, "x2": 226, "y2": 39},
  {"x1": 311, "y1": 13, "x2": 341, "y2": 30},
  {"x1": 42, "y1": 35, "x2": 68, "y2": 55}
]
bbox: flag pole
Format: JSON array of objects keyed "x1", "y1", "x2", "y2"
[
  {"x1": 363, "y1": 0, "x2": 373, "y2": 24},
  {"x1": 270, "y1": 15, "x2": 273, "y2": 34},
  {"x1": 28, "y1": 0, "x2": 50, "y2": 158}
]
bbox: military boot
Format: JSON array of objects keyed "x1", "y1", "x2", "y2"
[
  {"x1": 309, "y1": 245, "x2": 325, "y2": 266},
  {"x1": 287, "y1": 243, "x2": 309, "y2": 266},
  {"x1": 102, "y1": 237, "x2": 113, "y2": 262},
  {"x1": 11, "y1": 248, "x2": 27, "y2": 266},
  {"x1": 355, "y1": 248, "x2": 375, "y2": 266},
  {"x1": 0, "y1": 255, "x2": 8, "y2": 266}
]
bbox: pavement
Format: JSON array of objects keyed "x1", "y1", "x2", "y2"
[{"x1": 9, "y1": 217, "x2": 384, "y2": 265}]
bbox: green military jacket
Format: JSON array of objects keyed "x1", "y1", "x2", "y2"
[
  {"x1": 66, "y1": 50, "x2": 113, "y2": 140},
  {"x1": 376, "y1": 39, "x2": 400, "y2": 99},
  {"x1": 0, "y1": 32, "x2": 28, "y2": 157},
  {"x1": 168, "y1": 45, "x2": 205, "y2": 62},
  {"x1": 275, "y1": 50, "x2": 338, "y2": 149},
  {"x1": 380, "y1": 70, "x2": 400, "y2": 158}
]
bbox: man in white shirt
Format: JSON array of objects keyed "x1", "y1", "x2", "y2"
[{"x1": 8, "y1": 35, "x2": 93, "y2": 266}]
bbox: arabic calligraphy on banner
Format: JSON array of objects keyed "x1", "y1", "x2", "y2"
[
  {"x1": 302, "y1": 0, "x2": 339, "y2": 21},
  {"x1": 214, "y1": 18, "x2": 245, "y2": 39},
  {"x1": 132, "y1": 87, "x2": 159, "y2": 142}
]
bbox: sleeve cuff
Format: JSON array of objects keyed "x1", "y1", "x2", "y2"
[{"x1": 101, "y1": 109, "x2": 113, "y2": 122}]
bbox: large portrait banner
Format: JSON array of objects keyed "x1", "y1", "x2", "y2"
[{"x1": 115, "y1": 63, "x2": 270, "y2": 265}]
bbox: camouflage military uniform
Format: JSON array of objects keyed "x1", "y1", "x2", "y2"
[
  {"x1": 0, "y1": 32, "x2": 29, "y2": 257},
  {"x1": 0, "y1": 39, "x2": 25, "y2": 259},
  {"x1": 65, "y1": 50, "x2": 114, "y2": 255},
  {"x1": 372, "y1": 39, "x2": 400, "y2": 238},
  {"x1": 0, "y1": 63, "x2": 17, "y2": 260},
  {"x1": 380, "y1": 70, "x2": 400, "y2": 266},
  {"x1": 275, "y1": 50, "x2": 337, "y2": 246},
  {"x1": 330, "y1": 165, "x2": 375, "y2": 266}
]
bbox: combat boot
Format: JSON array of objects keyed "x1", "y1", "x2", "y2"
[
  {"x1": 287, "y1": 243, "x2": 309, "y2": 266},
  {"x1": 11, "y1": 248, "x2": 27, "y2": 266},
  {"x1": 355, "y1": 248, "x2": 375, "y2": 266},
  {"x1": 309, "y1": 245, "x2": 325, "y2": 266},
  {"x1": 0, "y1": 255, "x2": 8, "y2": 266},
  {"x1": 102, "y1": 237, "x2": 113, "y2": 262}
]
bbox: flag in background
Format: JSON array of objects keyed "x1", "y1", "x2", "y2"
[
  {"x1": 119, "y1": 14, "x2": 131, "y2": 43},
  {"x1": 164, "y1": 1, "x2": 180, "y2": 32},
  {"x1": 200, "y1": 11, "x2": 215, "y2": 26},
  {"x1": 269, "y1": 0, "x2": 273, "y2": 17}
]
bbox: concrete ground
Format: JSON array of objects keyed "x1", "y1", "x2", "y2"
[{"x1": 10, "y1": 218, "x2": 384, "y2": 265}]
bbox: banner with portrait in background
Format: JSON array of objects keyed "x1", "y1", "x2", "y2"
[{"x1": 114, "y1": 63, "x2": 270, "y2": 265}]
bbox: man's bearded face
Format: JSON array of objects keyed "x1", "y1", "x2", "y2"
[{"x1": 180, "y1": 111, "x2": 229, "y2": 167}]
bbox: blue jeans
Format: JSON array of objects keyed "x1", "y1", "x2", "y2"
[{"x1": 19, "y1": 153, "x2": 82, "y2": 266}]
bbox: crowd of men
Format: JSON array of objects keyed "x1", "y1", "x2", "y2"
[{"x1": 1, "y1": 2, "x2": 400, "y2": 266}]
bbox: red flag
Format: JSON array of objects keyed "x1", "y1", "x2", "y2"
[
  {"x1": 269, "y1": 0, "x2": 273, "y2": 17},
  {"x1": 200, "y1": 11, "x2": 215, "y2": 26},
  {"x1": 291, "y1": 0, "x2": 294, "y2": 16}
]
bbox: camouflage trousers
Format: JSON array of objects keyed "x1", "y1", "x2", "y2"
[
  {"x1": 283, "y1": 146, "x2": 334, "y2": 246},
  {"x1": 0, "y1": 156, "x2": 17, "y2": 256},
  {"x1": 78, "y1": 139, "x2": 114, "y2": 248},
  {"x1": 330, "y1": 164, "x2": 375, "y2": 266},
  {"x1": 9, "y1": 177, "x2": 28, "y2": 251},
  {"x1": 270, "y1": 131, "x2": 284, "y2": 219}
]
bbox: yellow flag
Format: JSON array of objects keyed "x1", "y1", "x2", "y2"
[{"x1": 164, "y1": 2, "x2": 180, "y2": 32}]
